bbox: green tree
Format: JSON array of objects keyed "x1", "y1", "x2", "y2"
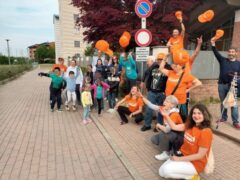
[
  {"x1": 84, "y1": 46, "x2": 95, "y2": 56},
  {"x1": 35, "y1": 45, "x2": 55, "y2": 63}
]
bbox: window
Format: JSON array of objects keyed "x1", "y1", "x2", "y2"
[{"x1": 74, "y1": 41, "x2": 80, "y2": 48}]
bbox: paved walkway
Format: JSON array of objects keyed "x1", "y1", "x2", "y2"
[
  {"x1": 0, "y1": 67, "x2": 239, "y2": 180},
  {"x1": 0, "y1": 68, "x2": 132, "y2": 180}
]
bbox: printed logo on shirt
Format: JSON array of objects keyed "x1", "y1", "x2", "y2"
[
  {"x1": 168, "y1": 77, "x2": 180, "y2": 83},
  {"x1": 184, "y1": 132, "x2": 196, "y2": 145}
]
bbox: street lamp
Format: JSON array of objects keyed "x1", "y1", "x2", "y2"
[{"x1": 5, "y1": 39, "x2": 10, "y2": 65}]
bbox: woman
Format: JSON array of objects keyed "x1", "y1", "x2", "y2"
[
  {"x1": 119, "y1": 52, "x2": 138, "y2": 94},
  {"x1": 114, "y1": 86, "x2": 144, "y2": 125},
  {"x1": 160, "y1": 57, "x2": 202, "y2": 121},
  {"x1": 95, "y1": 59, "x2": 108, "y2": 80},
  {"x1": 138, "y1": 92, "x2": 183, "y2": 160},
  {"x1": 159, "y1": 104, "x2": 213, "y2": 180},
  {"x1": 108, "y1": 55, "x2": 122, "y2": 75}
]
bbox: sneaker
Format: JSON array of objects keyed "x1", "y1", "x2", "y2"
[
  {"x1": 57, "y1": 109, "x2": 63, "y2": 112},
  {"x1": 83, "y1": 119, "x2": 88, "y2": 125},
  {"x1": 72, "y1": 105, "x2": 76, "y2": 111},
  {"x1": 120, "y1": 121, "x2": 127, "y2": 125},
  {"x1": 141, "y1": 126, "x2": 151, "y2": 131},
  {"x1": 233, "y1": 123, "x2": 240, "y2": 129},
  {"x1": 50, "y1": 109, "x2": 54, "y2": 112},
  {"x1": 155, "y1": 151, "x2": 170, "y2": 161},
  {"x1": 65, "y1": 105, "x2": 70, "y2": 111}
]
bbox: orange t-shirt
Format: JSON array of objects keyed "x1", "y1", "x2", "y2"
[
  {"x1": 52, "y1": 64, "x2": 67, "y2": 73},
  {"x1": 165, "y1": 71, "x2": 196, "y2": 104},
  {"x1": 124, "y1": 95, "x2": 144, "y2": 113},
  {"x1": 168, "y1": 35, "x2": 184, "y2": 53},
  {"x1": 169, "y1": 112, "x2": 183, "y2": 124},
  {"x1": 180, "y1": 127, "x2": 213, "y2": 173}
]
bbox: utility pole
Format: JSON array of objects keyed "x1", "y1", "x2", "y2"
[{"x1": 5, "y1": 39, "x2": 10, "y2": 65}]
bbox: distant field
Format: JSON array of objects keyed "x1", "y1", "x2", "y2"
[{"x1": 0, "y1": 64, "x2": 33, "y2": 81}]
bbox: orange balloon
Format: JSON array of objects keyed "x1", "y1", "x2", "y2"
[
  {"x1": 175, "y1": 11, "x2": 182, "y2": 20},
  {"x1": 172, "y1": 49, "x2": 189, "y2": 65},
  {"x1": 122, "y1": 31, "x2": 131, "y2": 41},
  {"x1": 213, "y1": 29, "x2": 224, "y2": 40},
  {"x1": 104, "y1": 49, "x2": 114, "y2": 57},
  {"x1": 119, "y1": 35, "x2": 129, "y2": 48},
  {"x1": 203, "y1": 10, "x2": 214, "y2": 21},
  {"x1": 95, "y1": 40, "x2": 109, "y2": 52},
  {"x1": 198, "y1": 14, "x2": 207, "y2": 23}
]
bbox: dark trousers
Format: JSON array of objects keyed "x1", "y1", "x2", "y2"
[
  {"x1": 117, "y1": 106, "x2": 143, "y2": 123},
  {"x1": 126, "y1": 78, "x2": 136, "y2": 94},
  {"x1": 49, "y1": 83, "x2": 53, "y2": 101},
  {"x1": 96, "y1": 98, "x2": 103, "y2": 114},
  {"x1": 76, "y1": 84, "x2": 81, "y2": 105},
  {"x1": 51, "y1": 89, "x2": 62, "y2": 110}
]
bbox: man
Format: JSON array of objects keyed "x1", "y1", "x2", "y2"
[
  {"x1": 211, "y1": 38, "x2": 240, "y2": 129},
  {"x1": 140, "y1": 54, "x2": 172, "y2": 131}
]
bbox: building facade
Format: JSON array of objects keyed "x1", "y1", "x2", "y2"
[
  {"x1": 28, "y1": 42, "x2": 55, "y2": 60},
  {"x1": 53, "y1": 0, "x2": 88, "y2": 65}
]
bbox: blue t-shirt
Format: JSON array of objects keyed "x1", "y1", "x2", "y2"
[
  {"x1": 65, "y1": 77, "x2": 76, "y2": 92},
  {"x1": 96, "y1": 86, "x2": 103, "y2": 99},
  {"x1": 119, "y1": 55, "x2": 137, "y2": 80}
]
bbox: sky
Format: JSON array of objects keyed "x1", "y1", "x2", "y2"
[{"x1": 0, "y1": 0, "x2": 59, "y2": 57}]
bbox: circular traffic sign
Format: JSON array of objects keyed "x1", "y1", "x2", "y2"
[
  {"x1": 135, "y1": 29, "x2": 152, "y2": 47},
  {"x1": 135, "y1": 0, "x2": 153, "y2": 18}
]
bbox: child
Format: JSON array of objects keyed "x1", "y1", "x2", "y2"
[
  {"x1": 107, "y1": 67, "x2": 120, "y2": 110},
  {"x1": 38, "y1": 67, "x2": 66, "y2": 112},
  {"x1": 64, "y1": 71, "x2": 77, "y2": 111},
  {"x1": 81, "y1": 83, "x2": 93, "y2": 124},
  {"x1": 91, "y1": 78, "x2": 109, "y2": 116}
]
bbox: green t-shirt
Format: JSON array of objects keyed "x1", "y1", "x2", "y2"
[
  {"x1": 96, "y1": 86, "x2": 103, "y2": 99},
  {"x1": 50, "y1": 73, "x2": 63, "y2": 89}
]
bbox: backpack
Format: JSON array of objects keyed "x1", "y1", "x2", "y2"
[{"x1": 204, "y1": 147, "x2": 215, "y2": 174}]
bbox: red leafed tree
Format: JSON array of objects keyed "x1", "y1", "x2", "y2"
[{"x1": 72, "y1": 0, "x2": 202, "y2": 50}]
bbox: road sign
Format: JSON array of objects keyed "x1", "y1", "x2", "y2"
[
  {"x1": 135, "y1": 0, "x2": 153, "y2": 18},
  {"x1": 135, "y1": 29, "x2": 152, "y2": 47},
  {"x1": 136, "y1": 47, "x2": 150, "y2": 61}
]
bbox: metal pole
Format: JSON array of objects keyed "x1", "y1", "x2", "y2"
[{"x1": 5, "y1": 39, "x2": 10, "y2": 65}]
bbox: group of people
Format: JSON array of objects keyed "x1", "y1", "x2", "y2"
[{"x1": 38, "y1": 15, "x2": 240, "y2": 180}]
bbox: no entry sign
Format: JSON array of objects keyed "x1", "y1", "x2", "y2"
[
  {"x1": 135, "y1": 0, "x2": 152, "y2": 18},
  {"x1": 135, "y1": 29, "x2": 152, "y2": 47}
]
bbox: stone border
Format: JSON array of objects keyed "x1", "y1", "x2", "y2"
[
  {"x1": 213, "y1": 129, "x2": 240, "y2": 145},
  {"x1": 0, "y1": 67, "x2": 34, "y2": 85},
  {"x1": 90, "y1": 114, "x2": 144, "y2": 180}
]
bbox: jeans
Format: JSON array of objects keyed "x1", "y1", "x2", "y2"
[
  {"x1": 51, "y1": 89, "x2": 62, "y2": 110},
  {"x1": 218, "y1": 83, "x2": 239, "y2": 124},
  {"x1": 108, "y1": 91, "x2": 117, "y2": 108},
  {"x1": 177, "y1": 103, "x2": 188, "y2": 122},
  {"x1": 144, "y1": 91, "x2": 166, "y2": 127},
  {"x1": 83, "y1": 105, "x2": 91, "y2": 120},
  {"x1": 117, "y1": 106, "x2": 143, "y2": 123}
]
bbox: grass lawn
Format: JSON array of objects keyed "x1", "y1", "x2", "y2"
[{"x1": 0, "y1": 64, "x2": 33, "y2": 81}]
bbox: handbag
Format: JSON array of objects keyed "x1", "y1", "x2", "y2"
[
  {"x1": 171, "y1": 72, "x2": 184, "y2": 95},
  {"x1": 204, "y1": 147, "x2": 215, "y2": 174}
]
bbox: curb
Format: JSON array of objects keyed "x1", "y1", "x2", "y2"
[
  {"x1": 213, "y1": 129, "x2": 240, "y2": 144},
  {"x1": 90, "y1": 114, "x2": 143, "y2": 180},
  {"x1": 0, "y1": 72, "x2": 26, "y2": 85}
]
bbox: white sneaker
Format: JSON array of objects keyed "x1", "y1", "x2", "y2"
[
  {"x1": 155, "y1": 151, "x2": 169, "y2": 161},
  {"x1": 83, "y1": 120, "x2": 88, "y2": 125}
]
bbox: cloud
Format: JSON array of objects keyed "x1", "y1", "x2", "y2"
[{"x1": 0, "y1": 0, "x2": 59, "y2": 56}]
